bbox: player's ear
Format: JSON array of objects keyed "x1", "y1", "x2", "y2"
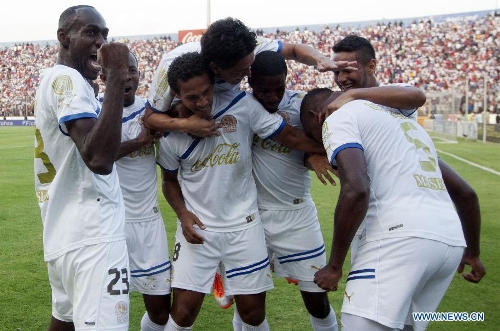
[
  {"x1": 209, "y1": 62, "x2": 220, "y2": 76},
  {"x1": 57, "y1": 28, "x2": 70, "y2": 48},
  {"x1": 366, "y1": 59, "x2": 377, "y2": 74}
]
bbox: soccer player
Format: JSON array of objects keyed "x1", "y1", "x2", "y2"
[
  {"x1": 248, "y1": 51, "x2": 338, "y2": 331},
  {"x1": 320, "y1": 34, "x2": 427, "y2": 119},
  {"x1": 143, "y1": 17, "x2": 356, "y2": 137},
  {"x1": 300, "y1": 89, "x2": 485, "y2": 331},
  {"x1": 156, "y1": 52, "x2": 325, "y2": 331},
  {"x1": 99, "y1": 51, "x2": 170, "y2": 331},
  {"x1": 34, "y1": 6, "x2": 130, "y2": 330}
]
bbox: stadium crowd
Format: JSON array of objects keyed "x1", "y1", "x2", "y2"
[{"x1": 2, "y1": 11, "x2": 500, "y2": 118}]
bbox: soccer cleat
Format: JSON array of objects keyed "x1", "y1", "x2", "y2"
[
  {"x1": 213, "y1": 272, "x2": 234, "y2": 309},
  {"x1": 285, "y1": 277, "x2": 299, "y2": 285}
]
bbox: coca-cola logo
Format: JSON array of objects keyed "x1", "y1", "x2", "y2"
[{"x1": 178, "y1": 29, "x2": 206, "y2": 44}]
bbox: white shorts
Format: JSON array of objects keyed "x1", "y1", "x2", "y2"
[
  {"x1": 125, "y1": 217, "x2": 171, "y2": 294},
  {"x1": 342, "y1": 237, "x2": 464, "y2": 330},
  {"x1": 261, "y1": 205, "x2": 327, "y2": 285},
  {"x1": 171, "y1": 222, "x2": 274, "y2": 295},
  {"x1": 47, "y1": 240, "x2": 130, "y2": 330}
]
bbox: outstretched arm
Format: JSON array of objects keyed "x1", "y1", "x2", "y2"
[
  {"x1": 273, "y1": 124, "x2": 326, "y2": 154},
  {"x1": 321, "y1": 86, "x2": 426, "y2": 121},
  {"x1": 439, "y1": 158, "x2": 485, "y2": 283},
  {"x1": 280, "y1": 42, "x2": 357, "y2": 72}
]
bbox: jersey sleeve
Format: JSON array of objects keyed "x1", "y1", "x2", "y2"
[
  {"x1": 323, "y1": 103, "x2": 364, "y2": 166},
  {"x1": 55, "y1": 69, "x2": 99, "y2": 134},
  {"x1": 254, "y1": 37, "x2": 283, "y2": 54},
  {"x1": 156, "y1": 135, "x2": 181, "y2": 172}
]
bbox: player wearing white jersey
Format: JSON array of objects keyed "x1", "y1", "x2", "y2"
[
  {"x1": 248, "y1": 51, "x2": 338, "y2": 331},
  {"x1": 157, "y1": 52, "x2": 325, "y2": 331},
  {"x1": 300, "y1": 89, "x2": 485, "y2": 331},
  {"x1": 99, "y1": 51, "x2": 170, "y2": 331},
  {"x1": 143, "y1": 17, "x2": 356, "y2": 137},
  {"x1": 34, "y1": 6, "x2": 130, "y2": 331}
]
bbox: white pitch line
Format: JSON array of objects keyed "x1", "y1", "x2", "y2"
[{"x1": 437, "y1": 149, "x2": 500, "y2": 177}]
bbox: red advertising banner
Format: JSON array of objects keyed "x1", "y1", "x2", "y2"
[{"x1": 178, "y1": 29, "x2": 206, "y2": 44}]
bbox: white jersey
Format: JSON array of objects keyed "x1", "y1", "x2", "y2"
[
  {"x1": 147, "y1": 38, "x2": 283, "y2": 112},
  {"x1": 98, "y1": 95, "x2": 161, "y2": 222},
  {"x1": 34, "y1": 65, "x2": 125, "y2": 262},
  {"x1": 252, "y1": 90, "x2": 313, "y2": 210},
  {"x1": 157, "y1": 91, "x2": 285, "y2": 231},
  {"x1": 323, "y1": 100, "x2": 465, "y2": 246}
]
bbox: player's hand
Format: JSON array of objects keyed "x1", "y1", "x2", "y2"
[
  {"x1": 185, "y1": 114, "x2": 222, "y2": 138},
  {"x1": 304, "y1": 153, "x2": 337, "y2": 186},
  {"x1": 316, "y1": 59, "x2": 357, "y2": 73},
  {"x1": 314, "y1": 264, "x2": 342, "y2": 291},
  {"x1": 457, "y1": 252, "x2": 486, "y2": 283},
  {"x1": 317, "y1": 90, "x2": 355, "y2": 123},
  {"x1": 97, "y1": 42, "x2": 129, "y2": 73},
  {"x1": 179, "y1": 211, "x2": 206, "y2": 244}
]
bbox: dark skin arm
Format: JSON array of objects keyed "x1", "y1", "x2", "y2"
[
  {"x1": 272, "y1": 124, "x2": 326, "y2": 154},
  {"x1": 439, "y1": 158, "x2": 485, "y2": 283},
  {"x1": 116, "y1": 126, "x2": 162, "y2": 160},
  {"x1": 319, "y1": 86, "x2": 426, "y2": 122},
  {"x1": 280, "y1": 42, "x2": 357, "y2": 72},
  {"x1": 314, "y1": 148, "x2": 370, "y2": 291},
  {"x1": 66, "y1": 43, "x2": 129, "y2": 175},
  {"x1": 143, "y1": 102, "x2": 221, "y2": 137},
  {"x1": 304, "y1": 153, "x2": 337, "y2": 186},
  {"x1": 161, "y1": 168, "x2": 205, "y2": 244}
]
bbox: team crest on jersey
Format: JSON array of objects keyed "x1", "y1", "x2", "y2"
[
  {"x1": 220, "y1": 115, "x2": 237, "y2": 133},
  {"x1": 115, "y1": 301, "x2": 129, "y2": 324},
  {"x1": 277, "y1": 111, "x2": 290, "y2": 124}
]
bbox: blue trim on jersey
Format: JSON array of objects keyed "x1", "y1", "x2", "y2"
[
  {"x1": 276, "y1": 40, "x2": 283, "y2": 53},
  {"x1": 226, "y1": 256, "x2": 270, "y2": 278},
  {"x1": 146, "y1": 100, "x2": 162, "y2": 113},
  {"x1": 346, "y1": 275, "x2": 376, "y2": 282},
  {"x1": 277, "y1": 244, "x2": 326, "y2": 264},
  {"x1": 348, "y1": 268, "x2": 375, "y2": 275},
  {"x1": 213, "y1": 91, "x2": 246, "y2": 119},
  {"x1": 330, "y1": 143, "x2": 363, "y2": 164},
  {"x1": 59, "y1": 112, "x2": 97, "y2": 136},
  {"x1": 156, "y1": 162, "x2": 178, "y2": 173},
  {"x1": 131, "y1": 261, "x2": 171, "y2": 278},
  {"x1": 122, "y1": 107, "x2": 145, "y2": 123},
  {"x1": 397, "y1": 108, "x2": 417, "y2": 117},
  {"x1": 346, "y1": 268, "x2": 376, "y2": 282},
  {"x1": 265, "y1": 119, "x2": 286, "y2": 140},
  {"x1": 96, "y1": 106, "x2": 101, "y2": 116},
  {"x1": 180, "y1": 138, "x2": 201, "y2": 159},
  {"x1": 59, "y1": 112, "x2": 97, "y2": 125}
]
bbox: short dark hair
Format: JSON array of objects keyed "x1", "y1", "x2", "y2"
[
  {"x1": 167, "y1": 52, "x2": 214, "y2": 94},
  {"x1": 59, "y1": 5, "x2": 94, "y2": 30},
  {"x1": 332, "y1": 34, "x2": 376, "y2": 66},
  {"x1": 300, "y1": 88, "x2": 333, "y2": 119},
  {"x1": 200, "y1": 17, "x2": 257, "y2": 69},
  {"x1": 250, "y1": 51, "x2": 287, "y2": 79}
]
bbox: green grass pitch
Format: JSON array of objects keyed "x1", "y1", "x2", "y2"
[{"x1": 1, "y1": 127, "x2": 498, "y2": 330}]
